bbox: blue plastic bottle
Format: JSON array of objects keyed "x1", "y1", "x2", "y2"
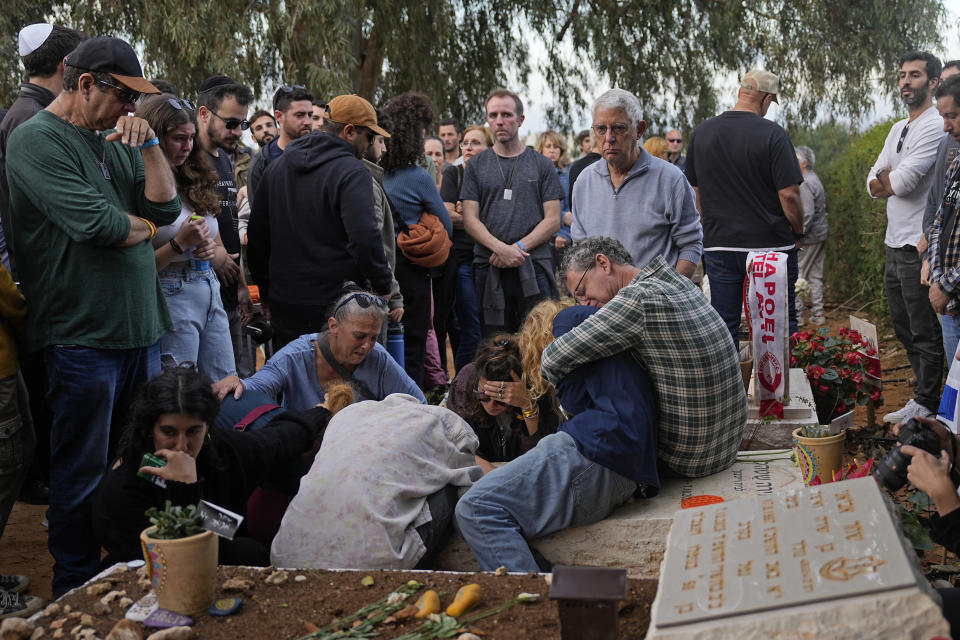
[
  {"x1": 189, "y1": 215, "x2": 210, "y2": 271},
  {"x1": 387, "y1": 321, "x2": 405, "y2": 368}
]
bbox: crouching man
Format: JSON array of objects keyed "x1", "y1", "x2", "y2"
[{"x1": 455, "y1": 237, "x2": 746, "y2": 571}]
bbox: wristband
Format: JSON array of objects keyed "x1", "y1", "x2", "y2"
[
  {"x1": 139, "y1": 217, "x2": 156, "y2": 239},
  {"x1": 516, "y1": 240, "x2": 526, "y2": 251},
  {"x1": 140, "y1": 137, "x2": 160, "y2": 149},
  {"x1": 169, "y1": 238, "x2": 184, "y2": 254}
]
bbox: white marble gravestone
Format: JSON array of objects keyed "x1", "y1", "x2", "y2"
[{"x1": 647, "y1": 477, "x2": 949, "y2": 638}]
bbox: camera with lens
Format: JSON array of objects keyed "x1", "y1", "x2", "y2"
[{"x1": 873, "y1": 417, "x2": 943, "y2": 491}]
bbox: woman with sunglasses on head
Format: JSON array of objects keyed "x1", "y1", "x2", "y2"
[
  {"x1": 135, "y1": 94, "x2": 234, "y2": 380},
  {"x1": 91, "y1": 366, "x2": 347, "y2": 567},
  {"x1": 213, "y1": 288, "x2": 425, "y2": 409}
]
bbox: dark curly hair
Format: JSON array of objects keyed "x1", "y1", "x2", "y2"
[
  {"x1": 382, "y1": 92, "x2": 434, "y2": 173},
  {"x1": 117, "y1": 366, "x2": 220, "y2": 466},
  {"x1": 136, "y1": 94, "x2": 220, "y2": 215},
  {"x1": 462, "y1": 334, "x2": 522, "y2": 423}
]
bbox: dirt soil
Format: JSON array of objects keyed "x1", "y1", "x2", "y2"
[{"x1": 26, "y1": 565, "x2": 656, "y2": 640}]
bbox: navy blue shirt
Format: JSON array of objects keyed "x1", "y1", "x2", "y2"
[{"x1": 553, "y1": 306, "x2": 660, "y2": 488}]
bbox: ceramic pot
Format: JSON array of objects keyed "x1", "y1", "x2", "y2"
[
  {"x1": 140, "y1": 527, "x2": 217, "y2": 615},
  {"x1": 792, "y1": 427, "x2": 845, "y2": 486}
]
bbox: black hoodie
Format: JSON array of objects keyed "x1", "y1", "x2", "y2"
[{"x1": 247, "y1": 132, "x2": 392, "y2": 311}]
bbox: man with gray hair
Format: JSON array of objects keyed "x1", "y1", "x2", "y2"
[
  {"x1": 686, "y1": 69, "x2": 804, "y2": 345},
  {"x1": 571, "y1": 89, "x2": 702, "y2": 278},
  {"x1": 542, "y1": 236, "x2": 746, "y2": 477},
  {"x1": 795, "y1": 146, "x2": 828, "y2": 325}
]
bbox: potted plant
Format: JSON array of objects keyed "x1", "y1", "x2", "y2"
[
  {"x1": 790, "y1": 326, "x2": 881, "y2": 423},
  {"x1": 792, "y1": 424, "x2": 846, "y2": 486},
  {"x1": 139, "y1": 501, "x2": 217, "y2": 615}
]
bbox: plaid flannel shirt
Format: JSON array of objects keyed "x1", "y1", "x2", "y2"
[
  {"x1": 541, "y1": 255, "x2": 747, "y2": 477},
  {"x1": 930, "y1": 152, "x2": 960, "y2": 312}
]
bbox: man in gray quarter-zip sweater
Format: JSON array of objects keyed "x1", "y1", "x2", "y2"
[{"x1": 571, "y1": 88, "x2": 702, "y2": 278}]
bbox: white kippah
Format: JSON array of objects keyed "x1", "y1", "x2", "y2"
[{"x1": 18, "y1": 23, "x2": 54, "y2": 57}]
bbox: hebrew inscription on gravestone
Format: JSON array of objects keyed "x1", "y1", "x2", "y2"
[{"x1": 654, "y1": 477, "x2": 916, "y2": 627}]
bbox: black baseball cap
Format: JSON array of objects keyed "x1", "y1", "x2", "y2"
[{"x1": 65, "y1": 36, "x2": 158, "y2": 94}]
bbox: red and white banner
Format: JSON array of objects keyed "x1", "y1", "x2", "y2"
[{"x1": 748, "y1": 251, "x2": 788, "y2": 411}]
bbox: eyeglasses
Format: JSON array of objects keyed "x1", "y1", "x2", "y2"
[
  {"x1": 167, "y1": 98, "x2": 196, "y2": 112},
  {"x1": 897, "y1": 125, "x2": 909, "y2": 153},
  {"x1": 334, "y1": 292, "x2": 388, "y2": 314},
  {"x1": 95, "y1": 78, "x2": 142, "y2": 105},
  {"x1": 573, "y1": 263, "x2": 594, "y2": 300},
  {"x1": 592, "y1": 123, "x2": 630, "y2": 137},
  {"x1": 208, "y1": 109, "x2": 250, "y2": 131},
  {"x1": 667, "y1": 138, "x2": 683, "y2": 143},
  {"x1": 460, "y1": 140, "x2": 487, "y2": 149}
]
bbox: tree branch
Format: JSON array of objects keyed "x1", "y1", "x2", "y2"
[{"x1": 556, "y1": 0, "x2": 582, "y2": 42}]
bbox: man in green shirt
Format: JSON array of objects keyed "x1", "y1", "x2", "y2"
[{"x1": 5, "y1": 36, "x2": 179, "y2": 596}]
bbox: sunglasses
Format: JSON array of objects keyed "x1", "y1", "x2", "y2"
[
  {"x1": 334, "y1": 292, "x2": 388, "y2": 314},
  {"x1": 167, "y1": 98, "x2": 196, "y2": 112},
  {"x1": 897, "y1": 125, "x2": 909, "y2": 153},
  {"x1": 667, "y1": 138, "x2": 682, "y2": 143},
  {"x1": 208, "y1": 109, "x2": 250, "y2": 131},
  {"x1": 95, "y1": 78, "x2": 142, "y2": 105},
  {"x1": 276, "y1": 84, "x2": 307, "y2": 95}
]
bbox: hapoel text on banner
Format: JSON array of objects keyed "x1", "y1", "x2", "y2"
[{"x1": 748, "y1": 251, "x2": 788, "y2": 417}]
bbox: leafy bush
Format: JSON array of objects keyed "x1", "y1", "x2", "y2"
[
  {"x1": 819, "y1": 119, "x2": 895, "y2": 321},
  {"x1": 145, "y1": 501, "x2": 204, "y2": 540}
]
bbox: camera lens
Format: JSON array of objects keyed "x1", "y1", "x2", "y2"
[{"x1": 873, "y1": 446, "x2": 911, "y2": 490}]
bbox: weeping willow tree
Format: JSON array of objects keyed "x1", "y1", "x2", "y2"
[{"x1": 0, "y1": 0, "x2": 946, "y2": 130}]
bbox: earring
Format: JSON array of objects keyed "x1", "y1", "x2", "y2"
[{"x1": 205, "y1": 431, "x2": 212, "y2": 443}]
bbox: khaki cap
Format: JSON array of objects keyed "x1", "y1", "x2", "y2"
[
  {"x1": 741, "y1": 69, "x2": 779, "y2": 102},
  {"x1": 327, "y1": 94, "x2": 390, "y2": 138}
]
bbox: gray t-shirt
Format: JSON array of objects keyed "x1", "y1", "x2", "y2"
[{"x1": 460, "y1": 147, "x2": 564, "y2": 261}]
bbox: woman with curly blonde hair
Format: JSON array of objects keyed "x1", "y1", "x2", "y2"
[{"x1": 447, "y1": 299, "x2": 571, "y2": 472}]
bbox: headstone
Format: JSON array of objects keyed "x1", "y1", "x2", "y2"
[
  {"x1": 646, "y1": 477, "x2": 949, "y2": 638},
  {"x1": 436, "y1": 452, "x2": 803, "y2": 578},
  {"x1": 743, "y1": 368, "x2": 818, "y2": 449}
]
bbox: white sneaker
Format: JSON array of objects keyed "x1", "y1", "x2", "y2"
[
  {"x1": 882, "y1": 399, "x2": 932, "y2": 424},
  {"x1": 811, "y1": 313, "x2": 826, "y2": 326}
]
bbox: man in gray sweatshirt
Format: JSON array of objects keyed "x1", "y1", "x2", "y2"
[{"x1": 571, "y1": 88, "x2": 702, "y2": 277}]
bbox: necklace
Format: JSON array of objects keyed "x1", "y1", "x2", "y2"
[
  {"x1": 51, "y1": 98, "x2": 111, "y2": 181},
  {"x1": 494, "y1": 150, "x2": 520, "y2": 201}
]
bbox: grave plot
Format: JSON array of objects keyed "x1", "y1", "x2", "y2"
[{"x1": 647, "y1": 477, "x2": 949, "y2": 639}]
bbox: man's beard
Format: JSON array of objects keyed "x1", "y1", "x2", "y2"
[{"x1": 903, "y1": 83, "x2": 929, "y2": 106}]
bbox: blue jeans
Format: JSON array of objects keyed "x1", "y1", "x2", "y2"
[
  {"x1": 943, "y1": 314, "x2": 960, "y2": 364},
  {"x1": 159, "y1": 266, "x2": 236, "y2": 380},
  {"x1": 45, "y1": 343, "x2": 160, "y2": 595},
  {"x1": 454, "y1": 262, "x2": 481, "y2": 371},
  {"x1": 704, "y1": 248, "x2": 799, "y2": 346},
  {"x1": 455, "y1": 431, "x2": 637, "y2": 572}
]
